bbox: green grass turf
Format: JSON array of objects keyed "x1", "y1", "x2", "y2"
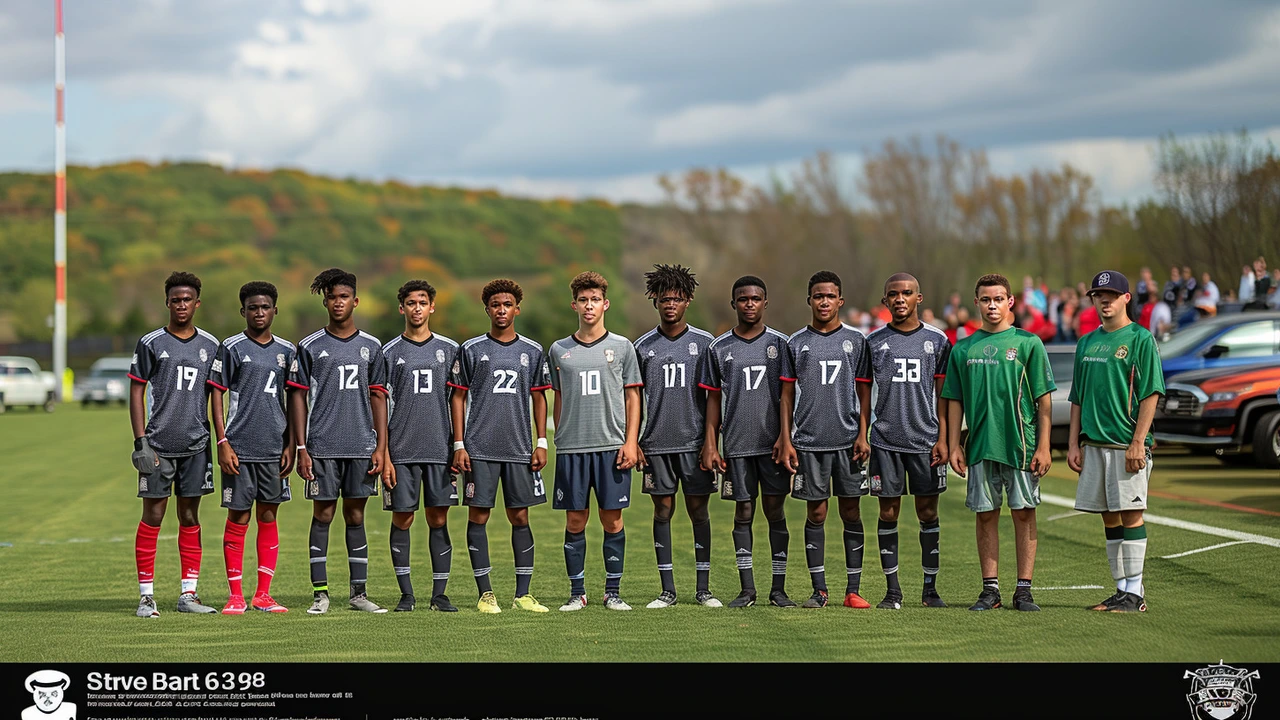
[{"x1": 2, "y1": 404, "x2": 1278, "y2": 662}]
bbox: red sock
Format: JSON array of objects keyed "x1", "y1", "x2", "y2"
[
  {"x1": 223, "y1": 520, "x2": 248, "y2": 598},
  {"x1": 136, "y1": 521, "x2": 160, "y2": 594},
  {"x1": 256, "y1": 520, "x2": 280, "y2": 597},
  {"x1": 178, "y1": 525, "x2": 202, "y2": 593}
]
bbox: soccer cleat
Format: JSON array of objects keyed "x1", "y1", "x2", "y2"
[
  {"x1": 728, "y1": 590, "x2": 757, "y2": 608},
  {"x1": 768, "y1": 590, "x2": 797, "y2": 608},
  {"x1": 222, "y1": 595, "x2": 248, "y2": 615},
  {"x1": 137, "y1": 595, "x2": 160, "y2": 618},
  {"x1": 843, "y1": 591, "x2": 872, "y2": 609},
  {"x1": 559, "y1": 594, "x2": 589, "y2": 612},
  {"x1": 176, "y1": 592, "x2": 217, "y2": 614},
  {"x1": 1012, "y1": 589, "x2": 1040, "y2": 612},
  {"x1": 512, "y1": 594, "x2": 550, "y2": 613},
  {"x1": 476, "y1": 591, "x2": 502, "y2": 614},
  {"x1": 428, "y1": 594, "x2": 458, "y2": 612},
  {"x1": 969, "y1": 587, "x2": 1002, "y2": 611},
  {"x1": 877, "y1": 591, "x2": 903, "y2": 610},
  {"x1": 695, "y1": 590, "x2": 723, "y2": 608},
  {"x1": 394, "y1": 594, "x2": 416, "y2": 612},
  {"x1": 349, "y1": 593, "x2": 388, "y2": 614},
  {"x1": 1107, "y1": 592, "x2": 1147, "y2": 613},
  {"x1": 307, "y1": 591, "x2": 330, "y2": 615},
  {"x1": 801, "y1": 590, "x2": 829, "y2": 608},
  {"x1": 646, "y1": 591, "x2": 678, "y2": 609},
  {"x1": 1088, "y1": 591, "x2": 1126, "y2": 611},
  {"x1": 603, "y1": 593, "x2": 633, "y2": 611},
  {"x1": 921, "y1": 589, "x2": 948, "y2": 608},
  {"x1": 251, "y1": 594, "x2": 288, "y2": 613}
]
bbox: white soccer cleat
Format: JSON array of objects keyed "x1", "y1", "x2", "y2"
[{"x1": 559, "y1": 594, "x2": 588, "y2": 612}]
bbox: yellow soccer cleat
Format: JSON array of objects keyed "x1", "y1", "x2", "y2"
[
  {"x1": 511, "y1": 594, "x2": 550, "y2": 613},
  {"x1": 477, "y1": 590, "x2": 502, "y2": 614}
]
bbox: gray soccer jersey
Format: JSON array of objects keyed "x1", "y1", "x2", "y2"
[
  {"x1": 207, "y1": 332, "x2": 295, "y2": 462},
  {"x1": 129, "y1": 326, "x2": 219, "y2": 457},
  {"x1": 787, "y1": 324, "x2": 871, "y2": 452},
  {"x1": 548, "y1": 332, "x2": 643, "y2": 453},
  {"x1": 287, "y1": 328, "x2": 386, "y2": 459},
  {"x1": 634, "y1": 325, "x2": 713, "y2": 455},
  {"x1": 382, "y1": 333, "x2": 458, "y2": 464},
  {"x1": 448, "y1": 333, "x2": 551, "y2": 463},
  {"x1": 867, "y1": 322, "x2": 951, "y2": 453},
  {"x1": 698, "y1": 327, "x2": 795, "y2": 459}
]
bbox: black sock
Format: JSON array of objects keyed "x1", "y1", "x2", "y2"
[
  {"x1": 804, "y1": 520, "x2": 826, "y2": 592},
  {"x1": 428, "y1": 524, "x2": 451, "y2": 599},
  {"x1": 309, "y1": 517, "x2": 330, "y2": 592},
  {"x1": 983, "y1": 577, "x2": 999, "y2": 593},
  {"x1": 920, "y1": 519, "x2": 940, "y2": 592},
  {"x1": 768, "y1": 519, "x2": 788, "y2": 593},
  {"x1": 733, "y1": 520, "x2": 754, "y2": 592},
  {"x1": 565, "y1": 530, "x2": 586, "y2": 597},
  {"x1": 467, "y1": 522, "x2": 492, "y2": 595},
  {"x1": 603, "y1": 529, "x2": 625, "y2": 595},
  {"x1": 654, "y1": 518, "x2": 675, "y2": 594},
  {"x1": 512, "y1": 525, "x2": 534, "y2": 598},
  {"x1": 878, "y1": 520, "x2": 900, "y2": 594},
  {"x1": 390, "y1": 525, "x2": 412, "y2": 596},
  {"x1": 843, "y1": 519, "x2": 864, "y2": 594},
  {"x1": 345, "y1": 523, "x2": 369, "y2": 596},
  {"x1": 692, "y1": 518, "x2": 711, "y2": 593}
]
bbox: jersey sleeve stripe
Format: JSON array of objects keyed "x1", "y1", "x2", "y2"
[
  {"x1": 934, "y1": 373, "x2": 946, "y2": 378},
  {"x1": 286, "y1": 380, "x2": 310, "y2": 390},
  {"x1": 128, "y1": 372, "x2": 147, "y2": 384},
  {"x1": 624, "y1": 382, "x2": 644, "y2": 388},
  {"x1": 447, "y1": 381, "x2": 469, "y2": 391},
  {"x1": 197, "y1": 328, "x2": 218, "y2": 343},
  {"x1": 698, "y1": 382, "x2": 721, "y2": 392},
  {"x1": 140, "y1": 328, "x2": 165, "y2": 345},
  {"x1": 369, "y1": 384, "x2": 388, "y2": 395},
  {"x1": 781, "y1": 376, "x2": 796, "y2": 382},
  {"x1": 206, "y1": 379, "x2": 229, "y2": 391},
  {"x1": 530, "y1": 384, "x2": 553, "y2": 392},
  {"x1": 855, "y1": 377, "x2": 872, "y2": 383}
]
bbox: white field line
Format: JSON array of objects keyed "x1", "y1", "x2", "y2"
[
  {"x1": 1035, "y1": 585, "x2": 1106, "y2": 591},
  {"x1": 1160, "y1": 540, "x2": 1253, "y2": 560},
  {"x1": 1040, "y1": 493, "x2": 1280, "y2": 548},
  {"x1": 1046, "y1": 510, "x2": 1086, "y2": 521}
]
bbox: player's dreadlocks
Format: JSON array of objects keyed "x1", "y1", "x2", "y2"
[
  {"x1": 482, "y1": 278, "x2": 523, "y2": 306},
  {"x1": 164, "y1": 271, "x2": 202, "y2": 298},
  {"x1": 397, "y1": 279, "x2": 437, "y2": 305},
  {"x1": 310, "y1": 268, "x2": 358, "y2": 296},
  {"x1": 239, "y1": 281, "x2": 278, "y2": 306},
  {"x1": 644, "y1": 264, "x2": 698, "y2": 304}
]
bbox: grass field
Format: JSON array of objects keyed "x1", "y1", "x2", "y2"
[{"x1": 2, "y1": 404, "x2": 1279, "y2": 663}]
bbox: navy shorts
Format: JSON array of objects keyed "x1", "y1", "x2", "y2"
[
  {"x1": 305, "y1": 457, "x2": 378, "y2": 501},
  {"x1": 720, "y1": 454, "x2": 791, "y2": 502},
  {"x1": 139, "y1": 449, "x2": 214, "y2": 499},
  {"x1": 221, "y1": 461, "x2": 291, "y2": 510},
  {"x1": 642, "y1": 451, "x2": 716, "y2": 496},
  {"x1": 383, "y1": 462, "x2": 459, "y2": 511},
  {"x1": 553, "y1": 450, "x2": 632, "y2": 511}
]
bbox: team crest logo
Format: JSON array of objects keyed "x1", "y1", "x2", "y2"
[
  {"x1": 870, "y1": 475, "x2": 882, "y2": 494},
  {"x1": 842, "y1": 340, "x2": 854, "y2": 354},
  {"x1": 452, "y1": 360, "x2": 460, "y2": 374},
  {"x1": 204, "y1": 464, "x2": 214, "y2": 490},
  {"x1": 382, "y1": 491, "x2": 392, "y2": 510},
  {"x1": 605, "y1": 348, "x2": 615, "y2": 363},
  {"x1": 1098, "y1": 272, "x2": 1111, "y2": 286},
  {"x1": 211, "y1": 359, "x2": 223, "y2": 374},
  {"x1": 276, "y1": 353, "x2": 286, "y2": 368},
  {"x1": 1184, "y1": 661, "x2": 1260, "y2": 720},
  {"x1": 688, "y1": 342, "x2": 699, "y2": 356},
  {"x1": 138, "y1": 476, "x2": 148, "y2": 493},
  {"x1": 721, "y1": 480, "x2": 733, "y2": 498},
  {"x1": 983, "y1": 344, "x2": 998, "y2": 358},
  {"x1": 924, "y1": 340, "x2": 935, "y2": 354},
  {"x1": 309, "y1": 480, "x2": 320, "y2": 497},
  {"x1": 360, "y1": 346, "x2": 370, "y2": 361},
  {"x1": 520, "y1": 352, "x2": 530, "y2": 367},
  {"x1": 223, "y1": 488, "x2": 234, "y2": 504},
  {"x1": 436, "y1": 349, "x2": 446, "y2": 364},
  {"x1": 466, "y1": 482, "x2": 475, "y2": 499},
  {"x1": 793, "y1": 474, "x2": 804, "y2": 492},
  {"x1": 766, "y1": 345, "x2": 778, "y2": 360},
  {"x1": 199, "y1": 348, "x2": 208, "y2": 362},
  {"x1": 1115, "y1": 345, "x2": 1130, "y2": 360},
  {"x1": 1005, "y1": 348, "x2": 1018, "y2": 362},
  {"x1": 644, "y1": 473, "x2": 654, "y2": 489}
]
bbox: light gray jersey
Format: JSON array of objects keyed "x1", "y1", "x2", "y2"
[
  {"x1": 382, "y1": 333, "x2": 458, "y2": 464},
  {"x1": 698, "y1": 327, "x2": 795, "y2": 459},
  {"x1": 634, "y1": 325, "x2": 714, "y2": 455},
  {"x1": 288, "y1": 328, "x2": 387, "y2": 459},
  {"x1": 787, "y1": 324, "x2": 871, "y2": 452},
  {"x1": 208, "y1": 332, "x2": 295, "y2": 462},
  {"x1": 129, "y1": 326, "x2": 219, "y2": 456},
  {"x1": 548, "y1": 332, "x2": 643, "y2": 454},
  {"x1": 867, "y1": 322, "x2": 951, "y2": 453},
  {"x1": 448, "y1": 333, "x2": 552, "y2": 463}
]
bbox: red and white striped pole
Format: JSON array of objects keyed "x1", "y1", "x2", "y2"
[{"x1": 54, "y1": 0, "x2": 67, "y2": 396}]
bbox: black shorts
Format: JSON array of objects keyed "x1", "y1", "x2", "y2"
[
  {"x1": 465, "y1": 460, "x2": 547, "y2": 509},
  {"x1": 642, "y1": 451, "x2": 716, "y2": 496},
  {"x1": 553, "y1": 451, "x2": 632, "y2": 511},
  {"x1": 221, "y1": 461, "x2": 291, "y2": 510},
  {"x1": 792, "y1": 449, "x2": 867, "y2": 501},
  {"x1": 139, "y1": 449, "x2": 214, "y2": 499},
  {"x1": 720, "y1": 454, "x2": 790, "y2": 502},
  {"x1": 305, "y1": 457, "x2": 378, "y2": 501},
  {"x1": 868, "y1": 447, "x2": 948, "y2": 497},
  {"x1": 384, "y1": 462, "x2": 459, "y2": 512}
]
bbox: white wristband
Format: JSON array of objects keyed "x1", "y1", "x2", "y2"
[
  {"x1": 536, "y1": 438, "x2": 548, "y2": 449},
  {"x1": 453, "y1": 441, "x2": 466, "y2": 452},
  {"x1": 296, "y1": 444, "x2": 306, "y2": 451}
]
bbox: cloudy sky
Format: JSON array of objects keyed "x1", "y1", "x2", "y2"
[{"x1": 2, "y1": 0, "x2": 1278, "y2": 204}]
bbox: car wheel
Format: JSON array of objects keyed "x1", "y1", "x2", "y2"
[
  {"x1": 82, "y1": 400, "x2": 91, "y2": 408},
  {"x1": 44, "y1": 395, "x2": 56, "y2": 413},
  {"x1": 1252, "y1": 410, "x2": 1280, "y2": 470}
]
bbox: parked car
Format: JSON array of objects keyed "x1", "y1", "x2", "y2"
[
  {"x1": 1153, "y1": 361, "x2": 1280, "y2": 468},
  {"x1": 1045, "y1": 343, "x2": 1076, "y2": 449},
  {"x1": 74, "y1": 356, "x2": 133, "y2": 407},
  {"x1": 1158, "y1": 311, "x2": 1280, "y2": 379},
  {"x1": 0, "y1": 356, "x2": 58, "y2": 413}
]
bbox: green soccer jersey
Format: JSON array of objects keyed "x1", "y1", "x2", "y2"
[
  {"x1": 942, "y1": 327, "x2": 1056, "y2": 471},
  {"x1": 1068, "y1": 322, "x2": 1165, "y2": 448}
]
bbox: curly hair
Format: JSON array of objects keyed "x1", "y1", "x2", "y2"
[
  {"x1": 164, "y1": 271, "x2": 202, "y2": 298},
  {"x1": 731, "y1": 275, "x2": 767, "y2": 299},
  {"x1": 482, "y1": 278, "x2": 523, "y2": 306},
  {"x1": 397, "y1": 279, "x2": 437, "y2": 305},
  {"x1": 974, "y1": 273, "x2": 1012, "y2": 298},
  {"x1": 643, "y1": 264, "x2": 698, "y2": 302},
  {"x1": 570, "y1": 271, "x2": 608, "y2": 299},
  {"x1": 310, "y1": 268, "x2": 357, "y2": 296},
  {"x1": 807, "y1": 270, "x2": 842, "y2": 296},
  {"x1": 238, "y1": 281, "x2": 278, "y2": 306}
]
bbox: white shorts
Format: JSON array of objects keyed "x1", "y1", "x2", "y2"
[{"x1": 1074, "y1": 444, "x2": 1151, "y2": 513}]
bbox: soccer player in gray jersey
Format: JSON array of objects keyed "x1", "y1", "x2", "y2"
[
  {"x1": 378, "y1": 280, "x2": 461, "y2": 613},
  {"x1": 549, "y1": 272, "x2": 643, "y2": 612},
  {"x1": 128, "y1": 271, "x2": 219, "y2": 618},
  {"x1": 779, "y1": 271, "x2": 873, "y2": 610},
  {"x1": 448, "y1": 279, "x2": 552, "y2": 615},
  {"x1": 699, "y1": 276, "x2": 797, "y2": 608},
  {"x1": 866, "y1": 273, "x2": 952, "y2": 610},
  {"x1": 207, "y1": 281, "x2": 295, "y2": 615},
  {"x1": 287, "y1": 268, "x2": 390, "y2": 615},
  {"x1": 634, "y1": 264, "x2": 722, "y2": 609}
]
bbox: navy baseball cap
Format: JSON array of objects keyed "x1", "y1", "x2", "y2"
[{"x1": 1088, "y1": 270, "x2": 1130, "y2": 296}]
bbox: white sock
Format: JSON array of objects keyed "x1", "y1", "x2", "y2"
[
  {"x1": 1124, "y1": 574, "x2": 1143, "y2": 596},
  {"x1": 139, "y1": 582, "x2": 154, "y2": 596},
  {"x1": 1106, "y1": 538, "x2": 1123, "y2": 592},
  {"x1": 181, "y1": 579, "x2": 198, "y2": 593}
]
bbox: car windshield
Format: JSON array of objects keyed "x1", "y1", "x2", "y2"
[
  {"x1": 1159, "y1": 323, "x2": 1223, "y2": 358},
  {"x1": 1047, "y1": 353, "x2": 1074, "y2": 385},
  {"x1": 91, "y1": 368, "x2": 131, "y2": 380}
]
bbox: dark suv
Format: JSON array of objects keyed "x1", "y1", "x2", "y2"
[{"x1": 1154, "y1": 361, "x2": 1280, "y2": 468}]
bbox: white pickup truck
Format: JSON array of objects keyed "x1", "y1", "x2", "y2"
[{"x1": 0, "y1": 356, "x2": 58, "y2": 413}]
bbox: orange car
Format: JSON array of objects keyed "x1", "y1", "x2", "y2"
[{"x1": 1154, "y1": 362, "x2": 1280, "y2": 468}]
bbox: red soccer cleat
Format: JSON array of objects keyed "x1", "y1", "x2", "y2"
[
  {"x1": 843, "y1": 592, "x2": 872, "y2": 609},
  {"x1": 222, "y1": 596, "x2": 248, "y2": 615},
  {"x1": 251, "y1": 594, "x2": 288, "y2": 613}
]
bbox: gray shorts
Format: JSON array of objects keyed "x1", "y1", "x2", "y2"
[
  {"x1": 466, "y1": 459, "x2": 547, "y2": 509},
  {"x1": 643, "y1": 451, "x2": 716, "y2": 496},
  {"x1": 1074, "y1": 444, "x2": 1151, "y2": 513},
  {"x1": 869, "y1": 447, "x2": 947, "y2": 497},
  {"x1": 721, "y1": 454, "x2": 791, "y2": 502},
  {"x1": 221, "y1": 461, "x2": 291, "y2": 510},
  {"x1": 792, "y1": 449, "x2": 867, "y2": 501},
  {"x1": 384, "y1": 462, "x2": 459, "y2": 512},
  {"x1": 305, "y1": 457, "x2": 378, "y2": 501},
  {"x1": 966, "y1": 460, "x2": 1039, "y2": 512},
  {"x1": 139, "y1": 449, "x2": 214, "y2": 499}
]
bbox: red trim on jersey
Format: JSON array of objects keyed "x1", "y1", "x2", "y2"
[
  {"x1": 447, "y1": 381, "x2": 470, "y2": 391},
  {"x1": 698, "y1": 383, "x2": 721, "y2": 392},
  {"x1": 128, "y1": 373, "x2": 147, "y2": 384},
  {"x1": 530, "y1": 384, "x2": 553, "y2": 392},
  {"x1": 369, "y1": 384, "x2": 388, "y2": 395},
  {"x1": 855, "y1": 377, "x2": 872, "y2": 383},
  {"x1": 933, "y1": 373, "x2": 946, "y2": 379},
  {"x1": 206, "y1": 379, "x2": 228, "y2": 391},
  {"x1": 624, "y1": 382, "x2": 645, "y2": 388},
  {"x1": 781, "y1": 376, "x2": 797, "y2": 383},
  {"x1": 286, "y1": 380, "x2": 309, "y2": 391}
]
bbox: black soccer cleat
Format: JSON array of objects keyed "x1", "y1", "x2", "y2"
[
  {"x1": 877, "y1": 590, "x2": 903, "y2": 610},
  {"x1": 800, "y1": 590, "x2": 829, "y2": 608},
  {"x1": 969, "y1": 587, "x2": 1002, "y2": 611},
  {"x1": 1107, "y1": 592, "x2": 1146, "y2": 613},
  {"x1": 394, "y1": 593, "x2": 416, "y2": 612},
  {"x1": 768, "y1": 590, "x2": 797, "y2": 608},
  {"x1": 921, "y1": 589, "x2": 948, "y2": 608},
  {"x1": 1012, "y1": 589, "x2": 1040, "y2": 612},
  {"x1": 728, "y1": 590, "x2": 757, "y2": 608},
  {"x1": 1088, "y1": 590, "x2": 1125, "y2": 612},
  {"x1": 429, "y1": 594, "x2": 459, "y2": 612}
]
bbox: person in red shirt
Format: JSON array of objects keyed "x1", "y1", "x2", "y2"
[{"x1": 1077, "y1": 297, "x2": 1102, "y2": 335}]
